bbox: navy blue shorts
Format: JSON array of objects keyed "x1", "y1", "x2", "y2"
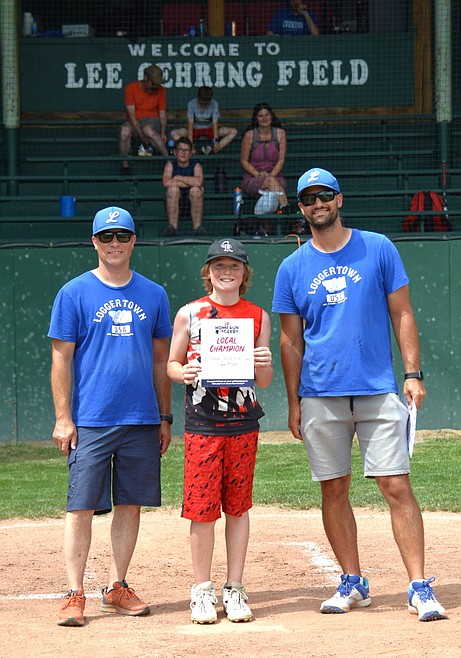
[{"x1": 66, "y1": 425, "x2": 161, "y2": 514}]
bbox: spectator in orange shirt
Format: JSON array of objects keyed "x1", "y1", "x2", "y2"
[{"x1": 119, "y1": 65, "x2": 168, "y2": 173}]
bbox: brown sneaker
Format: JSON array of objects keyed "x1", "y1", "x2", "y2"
[
  {"x1": 100, "y1": 580, "x2": 150, "y2": 616},
  {"x1": 57, "y1": 589, "x2": 86, "y2": 626}
]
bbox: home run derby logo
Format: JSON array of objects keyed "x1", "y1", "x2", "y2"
[
  {"x1": 105, "y1": 210, "x2": 120, "y2": 224},
  {"x1": 220, "y1": 240, "x2": 234, "y2": 254}
]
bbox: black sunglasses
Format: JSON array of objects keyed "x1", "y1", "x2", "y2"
[
  {"x1": 299, "y1": 190, "x2": 337, "y2": 206},
  {"x1": 97, "y1": 231, "x2": 133, "y2": 243}
]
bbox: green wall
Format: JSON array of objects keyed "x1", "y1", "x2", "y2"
[{"x1": 0, "y1": 239, "x2": 459, "y2": 442}]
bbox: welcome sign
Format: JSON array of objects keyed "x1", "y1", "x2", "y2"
[{"x1": 20, "y1": 33, "x2": 414, "y2": 112}]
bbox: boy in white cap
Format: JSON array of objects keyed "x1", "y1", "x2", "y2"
[
  {"x1": 167, "y1": 239, "x2": 273, "y2": 624},
  {"x1": 49, "y1": 206, "x2": 172, "y2": 627},
  {"x1": 272, "y1": 167, "x2": 447, "y2": 623}
]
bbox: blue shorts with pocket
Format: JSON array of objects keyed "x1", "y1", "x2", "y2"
[{"x1": 66, "y1": 425, "x2": 161, "y2": 513}]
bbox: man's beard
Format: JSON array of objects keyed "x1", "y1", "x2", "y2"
[{"x1": 305, "y1": 209, "x2": 339, "y2": 231}]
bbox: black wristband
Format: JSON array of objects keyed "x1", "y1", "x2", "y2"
[
  {"x1": 160, "y1": 414, "x2": 173, "y2": 424},
  {"x1": 404, "y1": 371, "x2": 424, "y2": 381}
]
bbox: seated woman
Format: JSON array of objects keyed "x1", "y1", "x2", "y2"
[{"x1": 240, "y1": 103, "x2": 289, "y2": 234}]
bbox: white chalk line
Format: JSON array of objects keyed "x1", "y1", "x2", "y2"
[{"x1": 286, "y1": 541, "x2": 340, "y2": 583}]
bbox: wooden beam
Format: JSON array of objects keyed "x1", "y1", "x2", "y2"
[{"x1": 208, "y1": 0, "x2": 224, "y2": 36}]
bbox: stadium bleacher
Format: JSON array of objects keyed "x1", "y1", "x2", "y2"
[{"x1": 1, "y1": 115, "x2": 460, "y2": 244}]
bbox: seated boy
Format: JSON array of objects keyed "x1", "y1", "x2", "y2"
[
  {"x1": 162, "y1": 137, "x2": 207, "y2": 237},
  {"x1": 171, "y1": 86, "x2": 237, "y2": 155}
]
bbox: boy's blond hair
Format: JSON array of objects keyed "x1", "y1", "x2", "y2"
[{"x1": 200, "y1": 262, "x2": 253, "y2": 296}]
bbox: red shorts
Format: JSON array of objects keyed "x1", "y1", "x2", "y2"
[
  {"x1": 193, "y1": 127, "x2": 214, "y2": 141},
  {"x1": 182, "y1": 431, "x2": 259, "y2": 522}
]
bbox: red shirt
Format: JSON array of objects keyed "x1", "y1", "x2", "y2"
[
  {"x1": 124, "y1": 81, "x2": 167, "y2": 120},
  {"x1": 184, "y1": 296, "x2": 265, "y2": 435}
]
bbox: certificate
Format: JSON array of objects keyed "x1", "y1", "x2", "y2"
[
  {"x1": 402, "y1": 395, "x2": 417, "y2": 457},
  {"x1": 200, "y1": 318, "x2": 254, "y2": 387}
]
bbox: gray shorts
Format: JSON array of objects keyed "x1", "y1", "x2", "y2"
[
  {"x1": 300, "y1": 393, "x2": 410, "y2": 481},
  {"x1": 67, "y1": 425, "x2": 161, "y2": 513},
  {"x1": 119, "y1": 117, "x2": 161, "y2": 137}
]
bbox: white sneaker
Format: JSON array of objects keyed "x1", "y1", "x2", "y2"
[
  {"x1": 222, "y1": 582, "x2": 253, "y2": 622},
  {"x1": 201, "y1": 145, "x2": 212, "y2": 155},
  {"x1": 190, "y1": 581, "x2": 218, "y2": 624},
  {"x1": 408, "y1": 577, "x2": 447, "y2": 621},
  {"x1": 320, "y1": 574, "x2": 371, "y2": 613}
]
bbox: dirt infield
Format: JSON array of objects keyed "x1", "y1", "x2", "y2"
[{"x1": 1, "y1": 506, "x2": 460, "y2": 658}]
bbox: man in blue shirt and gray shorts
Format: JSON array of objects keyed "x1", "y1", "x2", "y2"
[{"x1": 272, "y1": 167, "x2": 447, "y2": 623}]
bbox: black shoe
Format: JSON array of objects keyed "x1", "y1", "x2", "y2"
[
  {"x1": 121, "y1": 165, "x2": 131, "y2": 175},
  {"x1": 192, "y1": 226, "x2": 207, "y2": 236},
  {"x1": 164, "y1": 224, "x2": 179, "y2": 237}
]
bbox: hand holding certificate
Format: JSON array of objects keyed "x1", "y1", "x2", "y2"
[
  {"x1": 402, "y1": 395, "x2": 417, "y2": 457},
  {"x1": 200, "y1": 318, "x2": 254, "y2": 387}
]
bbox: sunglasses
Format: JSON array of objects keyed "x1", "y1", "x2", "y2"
[
  {"x1": 299, "y1": 190, "x2": 337, "y2": 206},
  {"x1": 97, "y1": 231, "x2": 133, "y2": 243}
]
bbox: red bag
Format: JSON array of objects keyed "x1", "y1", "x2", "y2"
[{"x1": 402, "y1": 191, "x2": 451, "y2": 232}]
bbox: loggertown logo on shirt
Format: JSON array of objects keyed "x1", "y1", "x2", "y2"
[
  {"x1": 92, "y1": 298, "x2": 148, "y2": 337},
  {"x1": 307, "y1": 266, "x2": 362, "y2": 305},
  {"x1": 107, "y1": 309, "x2": 133, "y2": 335}
]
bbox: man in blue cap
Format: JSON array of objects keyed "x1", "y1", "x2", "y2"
[
  {"x1": 272, "y1": 168, "x2": 447, "y2": 622},
  {"x1": 48, "y1": 206, "x2": 172, "y2": 627}
]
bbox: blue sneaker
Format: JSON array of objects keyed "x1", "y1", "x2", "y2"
[
  {"x1": 408, "y1": 577, "x2": 447, "y2": 621},
  {"x1": 320, "y1": 574, "x2": 371, "y2": 613}
]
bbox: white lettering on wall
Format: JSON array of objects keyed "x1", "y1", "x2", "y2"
[
  {"x1": 86, "y1": 63, "x2": 103, "y2": 88},
  {"x1": 106, "y1": 63, "x2": 123, "y2": 89},
  {"x1": 64, "y1": 58, "x2": 368, "y2": 90},
  {"x1": 64, "y1": 63, "x2": 84, "y2": 88},
  {"x1": 331, "y1": 60, "x2": 349, "y2": 85},
  {"x1": 128, "y1": 43, "x2": 145, "y2": 56},
  {"x1": 351, "y1": 59, "x2": 369, "y2": 85}
]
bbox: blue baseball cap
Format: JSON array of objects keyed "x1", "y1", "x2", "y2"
[
  {"x1": 92, "y1": 206, "x2": 135, "y2": 235},
  {"x1": 297, "y1": 168, "x2": 340, "y2": 197}
]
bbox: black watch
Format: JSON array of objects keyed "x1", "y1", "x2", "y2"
[
  {"x1": 160, "y1": 414, "x2": 173, "y2": 425},
  {"x1": 404, "y1": 371, "x2": 424, "y2": 381}
]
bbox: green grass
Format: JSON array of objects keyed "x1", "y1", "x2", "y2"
[{"x1": 0, "y1": 437, "x2": 460, "y2": 519}]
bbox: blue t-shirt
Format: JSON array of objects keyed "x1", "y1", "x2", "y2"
[
  {"x1": 48, "y1": 270, "x2": 172, "y2": 426},
  {"x1": 272, "y1": 230, "x2": 409, "y2": 396},
  {"x1": 268, "y1": 7, "x2": 318, "y2": 35}
]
